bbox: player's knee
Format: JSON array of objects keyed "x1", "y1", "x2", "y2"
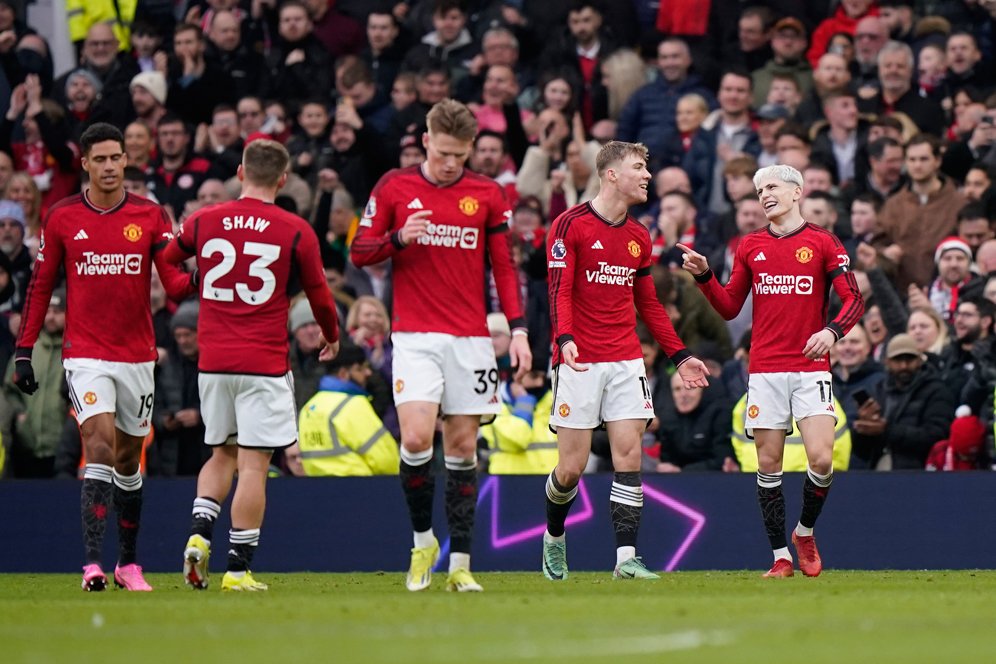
[
  {"x1": 808, "y1": 454, "x2": 833, "y2": 476},
  {"x1": 400, "y1": 435, "x2": 433, "y2": 455},
  {"x1": 556, "y1": 464, "x2": 583, "y2": 487}
]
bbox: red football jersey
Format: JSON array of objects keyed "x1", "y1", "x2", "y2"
[
  {"x1": 350, "y1": 166, "x2": 525, "y2": 336},
  {"x1": 165, "y1": 197, "x2": 339, "y2": 376},
  {"x1": 548, "y1": 202, "x2": 690, "y2": 367},
  {"x1": 695, "y1": 222, "x2": 864, "y2": 373},
  {"x1": 18, "y1": 192, "x2": 195, "y2": 362}
]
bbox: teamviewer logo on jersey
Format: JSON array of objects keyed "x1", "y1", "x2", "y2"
[
  {"x1": 415, "y1": 223, "x2": 479, "y2": 249},
  {"x1": 754, "y1": 273, "x2": 813, "y2": 295},
  {"x1": 76, "y1": 252, "x2": 143, "y2": 276}
]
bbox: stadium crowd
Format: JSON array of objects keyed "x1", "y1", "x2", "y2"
[{"x1": 1, "y1": 0, "x2": 995, "y2": 479}]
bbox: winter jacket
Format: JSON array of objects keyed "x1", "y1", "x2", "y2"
[
  {"x1": 0, "y1": 330, "x2": 67, "y2": 459},
  {"x1": 832, "y1": 357, "x2": 886, "y2": 429},
  {"x1": 658, "y1": 382, "x2": 734, "y2": 471},
  {"x1": 851, "y1": 363, "x2": 956, "y2": 470},
  {"x1": 617, "y1": 74, "x2": 717, "y2": 162}
]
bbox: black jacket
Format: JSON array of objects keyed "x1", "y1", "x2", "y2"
[
  {"x1": 657, "y1": 382, "x2": 734, "y2": 471},
  {"x1": 851, "y1": 363, "x2": 955, "y2": 469}
]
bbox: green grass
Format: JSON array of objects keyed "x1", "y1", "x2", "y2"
[{"x1": 2, "y1": 571, "x2": 989, "y2": 663}]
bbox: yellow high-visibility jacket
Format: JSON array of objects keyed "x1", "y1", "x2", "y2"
[
  {"x1": 731, "y1": 393, "x2": 851, "y2": 471},
  {"x1": 67, "y1": 0, "x2": 136, "y2": 51},
  {"x1": 298, "y1": 379, "x2": 399, "y2": 476},
  {"x1": 481, "y1": 389, "x2": 558, "y2": 474}
]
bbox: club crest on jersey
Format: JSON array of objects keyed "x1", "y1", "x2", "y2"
[
  {"x1": 395, "y1": 379, "x2": 405, "y2": 394},
  {"x1": 84, "y1": 391, "x2": 98, "y2": 406},
  {"x1": 123, "y1": 224, "x2": 142, "y2": 242},
  {"x1": 551, "y1": 239, "x2": 567, "y2": 260},
  {"x1": 747, "y1": 405, "x2": 759, "y2": 418},
  {"x1": 795, "y1": 246, "x2": 814, "y2": 264},
  {"x1": 458, "y1": 196, "x2": 479, "y2": 216},
  {"x1": 558, "y1": 403, "x2": 571, "y2": 418},
  {"x1": 627, "y1": 240, "x2": 641, "y2": 258}
]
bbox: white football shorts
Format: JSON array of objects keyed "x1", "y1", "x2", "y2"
[
  {"x1": 391, "y1": 332, "x2": 501, "y2": 416},
  {"x1": 744, "y1": 371, "x2": 838, "y2": 436},
  {"x1": 64, "y1": 358, "x2": 155, "y2": 437},
  {"x1": 549, "y1": 359, "x2": 655, "y2": 431},
  {"x1": 199, "y1": 372, "x2": 298, "y2": 448}
]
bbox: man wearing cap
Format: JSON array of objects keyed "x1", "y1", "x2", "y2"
[
  {"x1": 0, "y1": 287, "x2": 67, "y2": 478},
  {"x1": 63, "y1": 68, "x2": 102, "y2": 140},
  {"x1": 129, "y1": 71, "x2": 167, "y2": 128},
  {"x1": 851, "y1": 333, "x2": 955, "y2": 469},
  {"x1": 752, "y1": 17, "x2": 813, "y2": 109}
]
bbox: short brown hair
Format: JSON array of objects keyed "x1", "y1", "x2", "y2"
[
  {"x1": 595, "y1": 140, "x2": 648, "y2": 177},
  {"x1": 723, "y1": 154, "x2": 759, "y2": 178},
  {"x1": 426, "y1": 98, "x2": 477, "y2": 142},
  {"x1": 242, "y1": 139, "x2": 289, "y2": 186}
]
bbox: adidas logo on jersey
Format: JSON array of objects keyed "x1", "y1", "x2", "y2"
[
  {"x1": 754, "y1": 251, "x2": 766, "y2": 262},
  {"x1": 74, "y1": 229, "x2": 89, "y2": 241},
  {"x1": 591, "y1": 240, "x2": 604, "y2": 250},
  {"x1": 407, "y1": 198, "x2": 424, "y2": 209}
]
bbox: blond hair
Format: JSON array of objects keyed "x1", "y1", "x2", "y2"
[
  {"x1": 426, "y1": 98, "x2": 478, "y2": 142},
  {"x1": 346, "y1": 295, "x2": 391, "y2": 337},
  {"x1": 595, "y1": 141, "x2": 649, "y2": 177},
  {"x1": 242, "y1": 139, "x2": 290, "y2": 187}
]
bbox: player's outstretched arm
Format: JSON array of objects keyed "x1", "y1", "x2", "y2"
[{"x1": 675, "y1": 242, "x2": 751, "y2": 320}]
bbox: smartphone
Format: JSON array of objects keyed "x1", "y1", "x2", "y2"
[{"x1": 853, "y1": 389, "x2": 870, "y2": 406}]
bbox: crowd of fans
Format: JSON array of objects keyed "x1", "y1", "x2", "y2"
[{"x1": 1, "y1": 0, "x2": 996, "y2": 479}]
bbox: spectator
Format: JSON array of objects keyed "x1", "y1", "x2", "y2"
[
  {"x1": 879, "y1": 0, "x2": 917, "y2": 44},
  {"x1": 755, "y1": 103, "x2": 790, "y2": 167},
  {"x1": 941, "y1": 103, "x2": 996, "y2": 183},
  {"x1": 53, "y1": 23, "x2": 139, "y2": 128},
  {"x1": 205, "y1": 9, "x2": 265, "y2": 102},
  {"x1": 692, "y1": 69, "x2": 760, "y2": 215},
  {"x1": 831, "y1": 322, "x2": 886, "y2": 429},
  {"x1": 929, "y1": 236, "x2": 979, "y2": 323},
  {"x1": 807, "y1": 0, "x2": 878, "y2": 69},
  {"x1": 122, "y1": 165, "x2": 155, "y2": 201},
  {"x1": 752, "y1": 17, "x2": 812, "y2": 109},
  {"x1": 1, "y1": 75, "x2": 80, "y2": 213},
  {"x1": 801, "y1": 191, "x2": 840, "y2": 232},
  {"x1": 600, "y1": 49, "x2": 646, "y2": 123},
  {"x1": 852, "y1": 15, "x2": 889, "y2": 91},
  {"x1": 944, "y1": 30, "x2": 995, "y2": 96},
  {"x1": 916, "y1": 43, "x2": 949, "y2": 104},
  {"x1": 656, "y1": 372, "x2": 736, "y2": 473},
  {"x1": 1, "y1": 171, "x2": 40, "y2": 248},
  {"x1": 617, "y1": 37, "x2": 715, "y2": 163},
  {"x1": 875, "y1": 134, "x2": 965, "y2": 290},
  {"x1": 123, "y1": 121, "x2": 153, "y2": 174},
  {"x1": 938, "y1": 297, "x2": 993, "y2": 388},
  {"x1": 538, "y1": 1, "x2": 618, "y2": 131},
  {"x1": 956, "y1": 203, "x2": 994, "y2": 255},
  {"x1": 0, "y1": 287, "x2": 66, "y2": 478},
  {"x1": 811, "y1": 91, "x2": 868, "y2": 186},
  {"x1": 736, "y1": 6, "x2": 774, "y2": 74},
  {"x1": 470, "y1": 130, "x2": 517, "y2": 204},
  {"x1": 843, "y1": 136, "x2": 904, "y2": 202},
  {"x1": 297, "y1": 343, "x2": 400, "y2": 476},
  {"x1": 845, "y1": 192, "x2": 883, "y2": 256},
  {"x1": 857, "y1": 41, "x2": 946, "y2": 137},
  {"x1": 851, "y1": 333, "x2": 955, "y2": 470},
  {"x1": 337, "y1": 58, "x2": 394, "y2": 136},
  {"x1": 129, "y1": 19, "x2": 162, "y2": 74},
  {"x1": 165, "y1": 23, "x2": 236, "y2": 127},
  {"x1": 151, "y1": 300, "x2": 207, "y2": 477},
  {"x1": 303, "y1": 0, "x2": 364, "y2": 59},
  {"x1": 260, "y1": 1, "x2": 332, "y2": 110},
  {"x1": 458, "y1": 26, "x2": 529, "y2": 105},
  {"x1": 480, "y1": 354, "x2": 557, "y2": 474},
  {"x1": 0, "y1": 198, "x2": 30, "y2": 317},
  {"x1": 192, "y1": 104, "x2": 243, "y2": 181},
  {"x1": 129, "y1": 71, "x2": 168, "y2": 130},
  {"x1": 795, "y1": 52, "x2": 851, "y2": 127},
  {"x1": 361, "y1": 11, "x2": 407, "y2": 96},
  {"x1": 236, "y1": 96, "x2": 265, "y2": 139},
  {"x1": 147, "y1": 113, "x2": 219, "y2": 217},
  {"x1": 926, "y1": 406, "x2": 986, "y2": 471},
  {"x1": 960, "y1": 163, "x2": 993, "y2": 202},
  {"x1": 766, "y1": 74, "x2": 803, "y2": 115},
  {"x1": 0, "y1": 152, "x2": 12, "y2": 191},
  {"x1": 402, "y1": 0, "x2": 477, "y2": 86},
  {"x1": 62, "y1": 67, "x2": 102, "y2": 140},
  {"x1": 907, "y1": 305, "x2": 950, "y2": 357}
]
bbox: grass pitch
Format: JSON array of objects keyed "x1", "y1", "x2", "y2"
[{"x1": 2, "y1": 571, "x2": 990, "y2": 663}]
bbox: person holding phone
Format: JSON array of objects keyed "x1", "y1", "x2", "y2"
[{"x1": 831, "y1": 323, "x2": 885, "y2": 430}]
